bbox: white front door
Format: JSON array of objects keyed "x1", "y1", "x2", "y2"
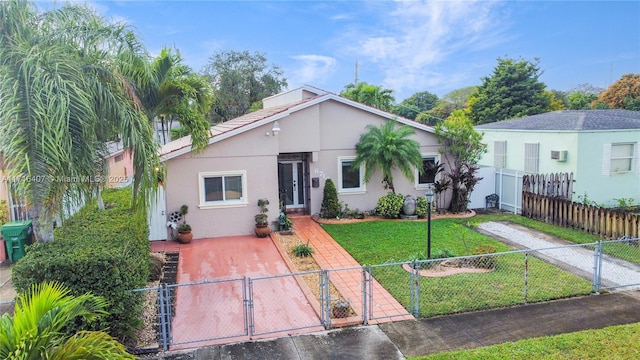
[
  {"x1": 278, "y1": 161, "x2": 305, "y2": 209},
  {"x1": 148, "y1": 186, "x2": 168, "y2": 241}
]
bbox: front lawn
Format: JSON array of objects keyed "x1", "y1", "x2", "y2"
[
  {"x1": 321, "y1": 219, "x2": 593, "y2": 317},
  {"x1": 412, "y1": 322, "x2": 640, "y2": 360}
]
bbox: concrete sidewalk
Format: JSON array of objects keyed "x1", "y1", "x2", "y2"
[{"x1": 152, "y1": 291, "x2": 640, "y2": 359}]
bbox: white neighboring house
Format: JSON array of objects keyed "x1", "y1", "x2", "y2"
[{"x1": 475, "y1": 110, "x2": 640, "y2": 207}]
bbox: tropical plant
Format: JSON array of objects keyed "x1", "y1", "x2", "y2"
[
  {"x1": 138, "y1": 47, "x2": 212, "y2": 151},
  {"x1": 292, "y1": 241, "x2": 313, "y2": 257},
  {"x1": 340, "y1": 82, "x2": 395, "y2": 111},
  {"x1": 320, "y1": 179, "x2": 341, "y2": 219},
  {"x1": 352, "y1": 121, "x2": 423, "y2": 193},
  {"x1": 0, "y1": 281, "x2": 134, "y2": 359},
  {"x1": 0, "y1": 1, "x2": 159, "y2": 241},
  {"x1": 435, "y1": 110, "x2": 487, "y2": 213}
]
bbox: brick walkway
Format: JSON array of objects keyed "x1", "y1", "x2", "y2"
[{"x1": 291, "y1": 216, "x2": 413, "y2": 324}]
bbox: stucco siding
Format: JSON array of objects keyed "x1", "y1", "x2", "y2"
[
  {"x1": 575, "y1": 131, "x2": 640, "y2": 206},
  {"x1": 478, "y1": 130, "x2": 579, "y2": 174},
  {"x1": 161, "y1": 96, "x2": 443, "y2": 239},
  {"x1": 166, "y1": 125, "x2": 281, "y2": 238}
]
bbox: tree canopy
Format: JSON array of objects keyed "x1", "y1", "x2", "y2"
[
  {"x1": 202, "y1": 50, "x2": 287, "y2": 123},
  {"x1": 340, "y1": 82, "x2": 395, "y2": 111},
  {"x1": 593, "y1": 73, "x2": 640, "y2": 110},
  {"x1": 391, "y1": 91, "x2": 438, "y2": 120},
  {"x1": 352, "y1": 121, "x2": 423, "y2": 193},
  {"x1": 468, "y1": 57, "x2": 550, "y2": 124}
]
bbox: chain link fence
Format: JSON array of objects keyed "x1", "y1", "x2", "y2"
[{"x1": 130, "y1": 237, "x2": 640, "y2": 352}]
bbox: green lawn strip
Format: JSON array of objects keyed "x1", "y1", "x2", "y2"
[
  {"x1": 410, "y1": 322, "x2": 640, "y2": 360},
  {"x1": 461, "y1": 214, "x2": 640, "y2": 265},
  {"x1": 322, "y1": 219, "x2": 592, "y2": 316}
]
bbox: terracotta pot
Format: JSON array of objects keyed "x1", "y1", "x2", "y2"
[
  {"x1": 177, "y1": 231, "x2": 193, "y2": 244},
  {"x1": 255, "y1": 225, "x2": 271, "y2": 238}
]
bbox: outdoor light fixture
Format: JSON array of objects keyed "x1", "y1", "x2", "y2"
[
  {"x1": 271, "y1": 121, "x2": 281, "y2": 136},
  {"x1": 425, "y1": 185, "x2": 434, "y2": 259}
]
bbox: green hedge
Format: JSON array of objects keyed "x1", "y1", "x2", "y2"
[{"x1": 11, "y1": 188, "x2": 150, "y2": 343}]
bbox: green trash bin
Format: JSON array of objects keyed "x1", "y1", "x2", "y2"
[{"x1": 1, "y1": 219, "x2": 33, "y2": 262}]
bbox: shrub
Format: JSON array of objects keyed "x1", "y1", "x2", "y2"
[
  {"x1": 473, "y1": 244, "x2": 497, "y2": 269},
  {"x1": 416, "y1": 196, "x2": 428, "y2": 218},
  {"x1": 292, "y1": 242, "x2": 314, "y2": 257},
  {"x1": 376, "y1": 193, "x2": 404, "y2": 218},
  {"x1": 320, "y1": 179, "x2": 341, "y2": 218},
  {"x1": 11, "y1": 187, "x2": 150, "y2": 344},
  {"x1": 434, "y1": 249, "x2": 456, "y2": 259}
]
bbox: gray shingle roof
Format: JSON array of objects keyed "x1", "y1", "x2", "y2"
[{"x1": 474, "y1": 110, "x2": 640, "y2": 131}]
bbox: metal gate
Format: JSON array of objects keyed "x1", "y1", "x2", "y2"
[
  {"x1": 248, "y1": 270, "x2": 326, "y2": 337},
  {"x1": 597, "y1": 238, "x2": 640, "y2": 291}
]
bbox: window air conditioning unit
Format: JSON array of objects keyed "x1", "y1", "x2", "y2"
[{"x1": 550, "y1": 150, "x2": 568, "y2": 162}]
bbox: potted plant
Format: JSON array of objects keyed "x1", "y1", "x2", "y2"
[
  {"x1": 177, "y1": 204, "x2": 193, "y2": 244},
  {"x1": 254, "y1": 198, "x2": 271, "y2": 238}
]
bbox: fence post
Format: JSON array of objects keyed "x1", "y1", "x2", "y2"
[
  {"x1": 242, "y1": 277, "x2": 249, "y2": 336},
  {"x1": 592, "y1": 242, "x2": 601, "y2": 293},
  {"x1": 368, "y1": 265, "x2": 374, "y2": 321},
  {"x1": 523, "y1": 252, "x2": 529, "y2": 304},
  {"x1": 362, "y1": 266, "x2": 368, "y2": 325},
  {"x1": 158, "y1": 284, "x2": 168, "y2": 351},
  {"x1": 413, "y1": 262, "x2": 421, "y2": 317},
  {"x1": 248, "y1": 278, "x2": 255, "y2": 335},
  {"x1": 164, "y1": 284, "x2": 173, "y2": 346},
  {"x1": 323, "y1": 270, "x2": 331, "y2": 329}
]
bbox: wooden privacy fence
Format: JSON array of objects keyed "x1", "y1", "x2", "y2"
[
  {"x1": 522, "y1": 172, "x2": 574, "y2": 200},
  {"x1": 522, "y1": 192, "x2": 640, "y2": 239}
]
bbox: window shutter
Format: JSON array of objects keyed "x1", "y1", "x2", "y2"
[
  {"x1": 635, "y1": 143, "x2": 640, "y2": 174},
  {"x1": 494, "y1": 141, "x2": 507, "y2": 168},
  {"x1": 601, "y1": 143, "x2": 611, "y2": 176}
]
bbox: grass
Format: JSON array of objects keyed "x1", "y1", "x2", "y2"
[
  {"x1": 458, "y1": 213, "x2": 640, "y2": 265},
  {"x1": 321, "y1": 218, "x2": 593, "y2": 317},
  {"x1": 411, "y1": 322, "x2": 640, "y2": 360}
]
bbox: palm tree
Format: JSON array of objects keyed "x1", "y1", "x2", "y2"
[
  {"x1": 0, "y1": 1, "x2": 159, "y2": 241},
  {"x1": 0, "y1": 281, "x2": 134, "y2": 359},
  {"x1": 138, "y1": 47, "x2": 212, "y2": 151},
  {"x1": 341, "y1": 82, "x2": 396, "y2": 111},
  {"x1": 352, "y1": 121, "x2": 423, "y2": 193}
]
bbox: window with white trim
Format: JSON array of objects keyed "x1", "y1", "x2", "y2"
[
  {"x1": 199, "y1": 171, "x2": 248, "y2": 207},
  {"x1": 415, "y1": 155, "x2": 439, "y2": 188},
  {"x1": 494, "y1": 141, "x2": 507, "y2": 168},
  {"x1": 609, "y1": 143, "x2": 635, "y2": 173},
  {"x1": 524, "y1": 143, "x2": 539, "y2": 174},
  {"x1": 338, "y1": 157, "x2": 365, "y2": 193}
]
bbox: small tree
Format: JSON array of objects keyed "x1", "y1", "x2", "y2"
[
  {"x1": 435, "y1": 110, "x2": 487, "y2": 213},
  {"x1": 352, "y1": 121, "x2": 423, "y2": 193},
  {"x1": 320, "y1": 179, "x2": 341, "y2": 218}
]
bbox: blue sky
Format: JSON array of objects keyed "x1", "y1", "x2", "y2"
[{"x1": 45, "y1": 1, "x2": 639, "y2": 101}]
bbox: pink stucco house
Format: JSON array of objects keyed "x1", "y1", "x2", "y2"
[{"x1": 150, "y1": 86, "x2": 444, "y2": 240}]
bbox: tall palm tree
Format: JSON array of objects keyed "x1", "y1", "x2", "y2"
[
  {"x1": 0, "y1": 1, "x2": 159, "y2": 241},
  {"x1": 352, "y1": 121, "x2": 423, "y2": 193},
  {"x1": 0, "y1": 281, "x2": 134, "y2": 359},
  {"x1": 138, "y1": 47, "x2": 212, "y2": 151}
]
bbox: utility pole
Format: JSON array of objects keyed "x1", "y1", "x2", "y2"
[{"x1": 354, "y1": 60, "x2": 359, "y2": 85}]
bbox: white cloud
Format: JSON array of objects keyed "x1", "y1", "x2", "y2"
[
  {"x1": 290, "y1": 55, "x2": 337, "y2": 84},
  {"x1": 346, "y1": 0, "x2": 511, "y2": 96}
]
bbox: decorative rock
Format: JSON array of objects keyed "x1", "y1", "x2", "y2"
[{"x1": 402, "y1": 195, "x2": 417, "y2": 216}]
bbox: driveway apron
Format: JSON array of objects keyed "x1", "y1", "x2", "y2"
[{"x1": 165, "y1": 236, "x2": 324, "y2": 349}]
